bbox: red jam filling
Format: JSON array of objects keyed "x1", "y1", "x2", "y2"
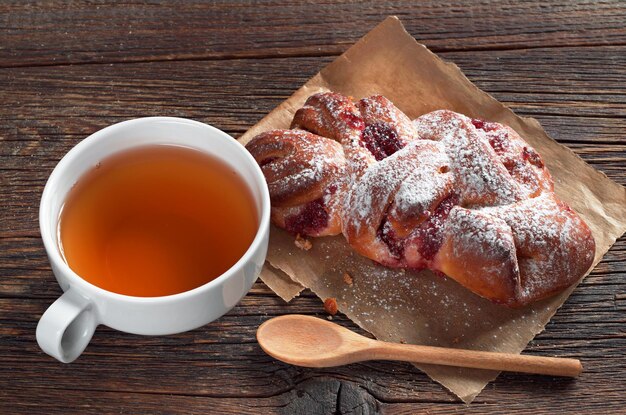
[
  {"x1": 376, "y1": 194, "x2": 459, "y2": 262},
  {"x1": 285, "y1": 198, "x2": 329, "y2": 235},
  {"x1": 473, "y1": 118, "x2": 508, "y2": 155},
  {"x1": 487, "y1": 133, "x2": 508, "y2": 154},
  {"x1": 522, "y1": 146, "x2": 544, "y2": 168},
  {"x1": 414, "y1": 193, "x2": 459, "y2": 260},
  {"x1": 471, "y1": 118, "x2": 498, "y2": 132},
  {"x1": 340, "y1": 110, "x2": 365, "y2": 130},
  {"x1": 502, "y1": 158, "x2": 520, "y2": 172},
  {"x1": 361, "y1": 122, "x2": 403, "y2": 161},
  {"x1": 326, "y1": 183, "x2": 338, "y2": 195},
  {"x1": 376, "y1": 219, "x2": 404, "y2": 259}
]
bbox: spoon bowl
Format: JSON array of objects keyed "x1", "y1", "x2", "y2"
[{"x1": 257, "y1": 314, "x2": 373, "y2": 367}]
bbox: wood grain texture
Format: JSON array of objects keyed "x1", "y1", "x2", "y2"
[
  {"x1": 2, "y1": 0, "x2": 626, "y2": 67},
  {"x1": 1, "y1": 1, "x2": 625, "y2": 414}
]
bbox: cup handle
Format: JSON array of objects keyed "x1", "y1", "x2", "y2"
[{"x1": 36, "y1": 289, "x2": 98, "y2": 363}]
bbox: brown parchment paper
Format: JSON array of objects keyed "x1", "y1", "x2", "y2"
[{"x1": 239, "y1": 17, "x2": 626, "y2": 403}]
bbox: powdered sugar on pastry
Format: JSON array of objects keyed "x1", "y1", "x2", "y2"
[
  {"x1": 246, "y1": 92, "x2": 596, "y2": 307},
  {"x1": 246, "y1": 129, "x2": 347, "y2": 236},
  {"x1": 414, "y1": 110, "x2": 525, "y2": 206}
]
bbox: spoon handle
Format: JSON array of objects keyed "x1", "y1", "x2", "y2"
[{"x1": 368, "y1": 342, "x2": 582, "y2": 377}]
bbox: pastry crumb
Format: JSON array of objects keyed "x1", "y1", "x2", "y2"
[
  {"x1": 326, "y1": 315, "x2": 333, "y2": 320},
  {"x1": 323, "y1": 297, "x2": 338, "y2": 315},
  {"x1": 343, "y1": 272, "x2": 354, "y2": 286},
  {"x1": 294, "y1": 234, "x2": 312, "y2": 250}
]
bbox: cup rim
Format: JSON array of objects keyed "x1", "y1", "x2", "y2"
[{"x1": 39, "y1": 116, "x2": 270, "y2": 304}]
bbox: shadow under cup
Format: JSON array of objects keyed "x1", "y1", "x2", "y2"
[{"x1": 37, "y1": 117, "x2": 270, "y2": 363}]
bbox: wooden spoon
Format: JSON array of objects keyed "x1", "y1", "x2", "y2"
[{"x1": 257, "y1": 314, "x2": 582, "y2": 377}]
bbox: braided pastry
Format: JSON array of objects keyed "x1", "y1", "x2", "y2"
[{"x1": 246, "y1": 92, "x2": 595, "y2": 307}]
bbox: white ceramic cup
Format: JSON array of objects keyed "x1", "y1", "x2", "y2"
[{"x1": 36, "y1": 117, "x2": 270, "y2": 363}]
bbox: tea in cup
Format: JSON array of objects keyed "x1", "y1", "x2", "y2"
[{"x1": 37, "y1": 117, "x2": 270, "y2": 363}]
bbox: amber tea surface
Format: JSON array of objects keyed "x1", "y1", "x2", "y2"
[{"x1": 58, "y1": 145, "x2": 258, "y2": 297}]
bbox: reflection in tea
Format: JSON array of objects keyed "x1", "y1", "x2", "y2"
[{"x1": 58, "y1": 145, "x2": 258, "y2": 297}]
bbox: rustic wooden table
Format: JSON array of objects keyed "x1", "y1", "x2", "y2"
[{"x1": 1, "y1": 1, "x2": 625, "y2": 414}]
